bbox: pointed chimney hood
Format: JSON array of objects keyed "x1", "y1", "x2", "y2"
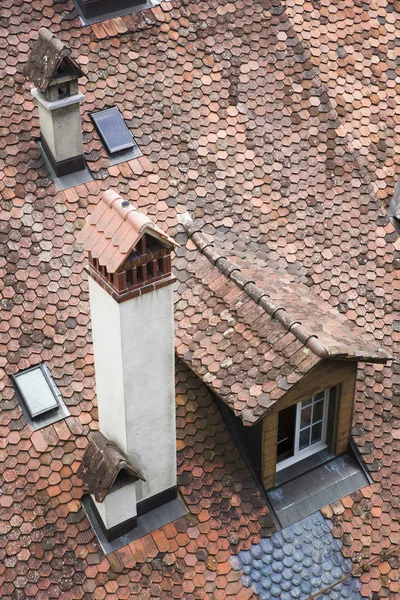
[
  {"x1": 78, "y1": 190, "x2": 179, "y2": 539},
  {"x1": 24, "y1": 28, "x2": 85, "y2": 177}
]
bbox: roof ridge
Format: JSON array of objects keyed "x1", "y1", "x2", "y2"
[{"x1": 184, "y1": 222, "x2": 330, "y2": 359}]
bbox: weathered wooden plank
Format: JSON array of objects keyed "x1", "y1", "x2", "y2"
[
  {"x1": 261, "y1": 412, "x2": 278, "y2": 490},
  {"x1": 267, "y1": 360, "x2": 356, "y2": 415},
  {"x1": 334, "y1": 364, "x2": 357, "y2": 454}
]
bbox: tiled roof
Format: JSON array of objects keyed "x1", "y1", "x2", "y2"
[
  {"x1": 285, "y1": 0, "x2": 400, "y2": 212},
  {"x1": 77, "y1": 431, "x2": 145, "y2": 503},
  {"x1": 77, "y1": 189, "x2": 178, "y2": 273},
  {"x1": 0, "y1": 361, "x2": 275, "y2": 599},
  {"x1": 1, "y1": 0, "x2": 399, "y2": 597},
  {"x1": 174, "y1": 228, "x2": 390, "y2": 423},
  {"x1": 175, "y1": 241, "x2": 321, "y2": 424},
  {"x1": 24, "y1": 27, "x2": 84, "y2": 92}
]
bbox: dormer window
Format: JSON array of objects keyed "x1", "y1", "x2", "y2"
[
  {"x1": 11, "y1": 363, "x2": 69, "y2": 431},
  {"x1": 276, "y1": 389, "x2": 331, "y2": 471},
  {"x1": 215, "y1": 359, "x2": 373, "y2": 528}
]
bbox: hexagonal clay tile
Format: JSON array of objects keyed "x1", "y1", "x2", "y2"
[{"x1": 0, "y1": 0, "x2": 399, "y2": 597}]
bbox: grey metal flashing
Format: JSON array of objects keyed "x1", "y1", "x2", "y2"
[
  {"x1": 275, "y1": 448, "x2": 336, "y2": 488},
  {"x1": 350, "y1": 438, "x2": 373, "y2": 485},
  {"x1": 37, "y1": 141, "x2": 93, "y2": 191},
  {"x1": 81, "y1": 492, "x2": 188, "y2": 555},
  {"x1": 267, "y1": 453, "x2": 369, "y2": 529},
  {"x1": 108, "y1": 146, "x2": 142, "y2": 166}
]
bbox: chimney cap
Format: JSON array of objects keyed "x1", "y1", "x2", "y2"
[
  {"x1": 77, "y1": 190, "x2": 179, "y2": 274},
  {"x1": 77, "y1": 431, "x2": 145, "y2": 503},
  {"x1": 24, "y1": 28, "x2": 84, "y2": 93}
]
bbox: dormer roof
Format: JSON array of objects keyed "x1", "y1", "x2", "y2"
[
  {"x1": 24, "y1": 28, "x2": 84, "y2": 92},
  {"x1": 77, "y1": 431, "x2": 145, "y2": 503},
  {"x1": 77, "y1": 190, "x2": 178, "y2": 274},
  {"x1": 175, "y1": 227, "x2": 392, "y2": 425}
]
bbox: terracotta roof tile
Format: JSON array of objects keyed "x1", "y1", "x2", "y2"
[
  {"x1": 1, "y1": 0, "x2": 399, "y2": 595},
  {"x1": 77, "y1": 190, "x2": 177, "y2": 273},
  {"x1": 24, "y1": 28, "x2": 84, "y2": 92},
  {"x1": 175, "y1": 244, "x2": 322, "y2": 424},
  {"x1": 77, "y1": 431, "x2": 145, "y2": 503}
]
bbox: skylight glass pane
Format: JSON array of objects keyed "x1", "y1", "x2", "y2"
[
  {"x1": 14, "y1": 366, "x2": 59, "y2": 418},
  {"x1": 91, "y1": 107, "x2": 135, "y2": 154}
]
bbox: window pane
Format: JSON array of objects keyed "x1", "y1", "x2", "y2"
[
  {"x1": 311, "y1": 422, "x2": 323, "y2": 445},
  {"x1": 91, "y1": 108, "x2": 135, "y2": 154},
  {"x1": 313, "y1": 400, "x2": 324, "y2": 423},
  {"x1": 14, "y1": 367, "x2": 58, "y2": 418},
  {"x1": 300, "y1": 405, "x2": 312, "y2": 429},
  {"x1": 315, "y1": 391, "x2": 325, "y2": 402},
  {"x1": 302, "y1": 398, "x2": 312, "y2": 407},
  {"x1": 299, "y1": 428, "x2": 310, "y2": 450}
]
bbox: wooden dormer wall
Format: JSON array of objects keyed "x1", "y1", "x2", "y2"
[{"x1": 261, "y1": 359, "x2": 358, "y2": 490}]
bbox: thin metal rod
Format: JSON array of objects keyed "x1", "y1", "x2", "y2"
[{"x1": 304, "y1": 543, "x2": 400, "y2": 600}]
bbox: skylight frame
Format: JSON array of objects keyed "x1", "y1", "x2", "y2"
[
  {"x1": 11, "y1": 362, "x2": 70, "y2": 431},
  {"x1": 13, "y1": 363, "x2": 59, "y2": 418},
  {"x1": 90, "y1": 107, "x2": 136, "y2": 155}
]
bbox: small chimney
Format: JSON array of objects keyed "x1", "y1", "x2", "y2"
[
  {"x1": 78, "y1": 190, "x2": 179, "y2": 538},
  {"x1": 24, "y1": 28, "x2": 85, "y2": 177}
]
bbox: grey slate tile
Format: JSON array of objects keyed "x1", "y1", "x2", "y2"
[{"x1": 231, "y1": 511, "x2": 363, "y2": 600}]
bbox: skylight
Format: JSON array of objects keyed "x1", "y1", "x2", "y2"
[
  {"x1": 13, "y1": 364, "x2": 59, "y2": 417},
  {"x1": 11, "y1": 363, "x2": 69, "y2": 431},
  {"x1": 73, "y1": 0, "x2": 158, "y2": 26},
  {"x1": 91, "y1": 107, "x2": 136, "y2": 155}
]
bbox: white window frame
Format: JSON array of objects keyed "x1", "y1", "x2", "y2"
[{"x1": 276, "y1": 389, "x2": 329, "y2": 472}]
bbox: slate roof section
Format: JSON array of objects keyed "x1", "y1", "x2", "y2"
[
  {"x1": 231, "y1": 511, "x2": 364, "y2": 600},
  {"x1": 77, "y1": 431, "x2": 145, "y2": 503},
  {"x1": 77, "y1": 189, "x2": 178, "y2": 273},
  {"x1": 23, "y1": 28, "x2": 84, "y2": 92}
]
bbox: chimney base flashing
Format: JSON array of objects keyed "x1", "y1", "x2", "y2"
[
  {"x1": 88, "y1": 495, "x2": 138, "y2": 543},
  {"x1": 81, "y1": 489, "x2": 187, "y2": 554},
  {"x1": 37, "y1": 140, "x2": 93, "y2": 192},
  {"x1": 137, "y1": 485, "x2": 178, "y2": 517},
  {"x1": 40, "y1": 135, "x2": 86, "y2": 177}
]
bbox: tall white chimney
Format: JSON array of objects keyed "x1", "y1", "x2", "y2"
[{"x1": 77, "y1": 190, "x2": 178, "y2": 538}]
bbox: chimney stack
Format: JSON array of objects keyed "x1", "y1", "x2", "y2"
[
  {"x1": 24, "y1": 28, "x2": 85, "y2": 177},
  {"x1": 77, "y1": 191, "x2": 178, "y2": 539}
]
